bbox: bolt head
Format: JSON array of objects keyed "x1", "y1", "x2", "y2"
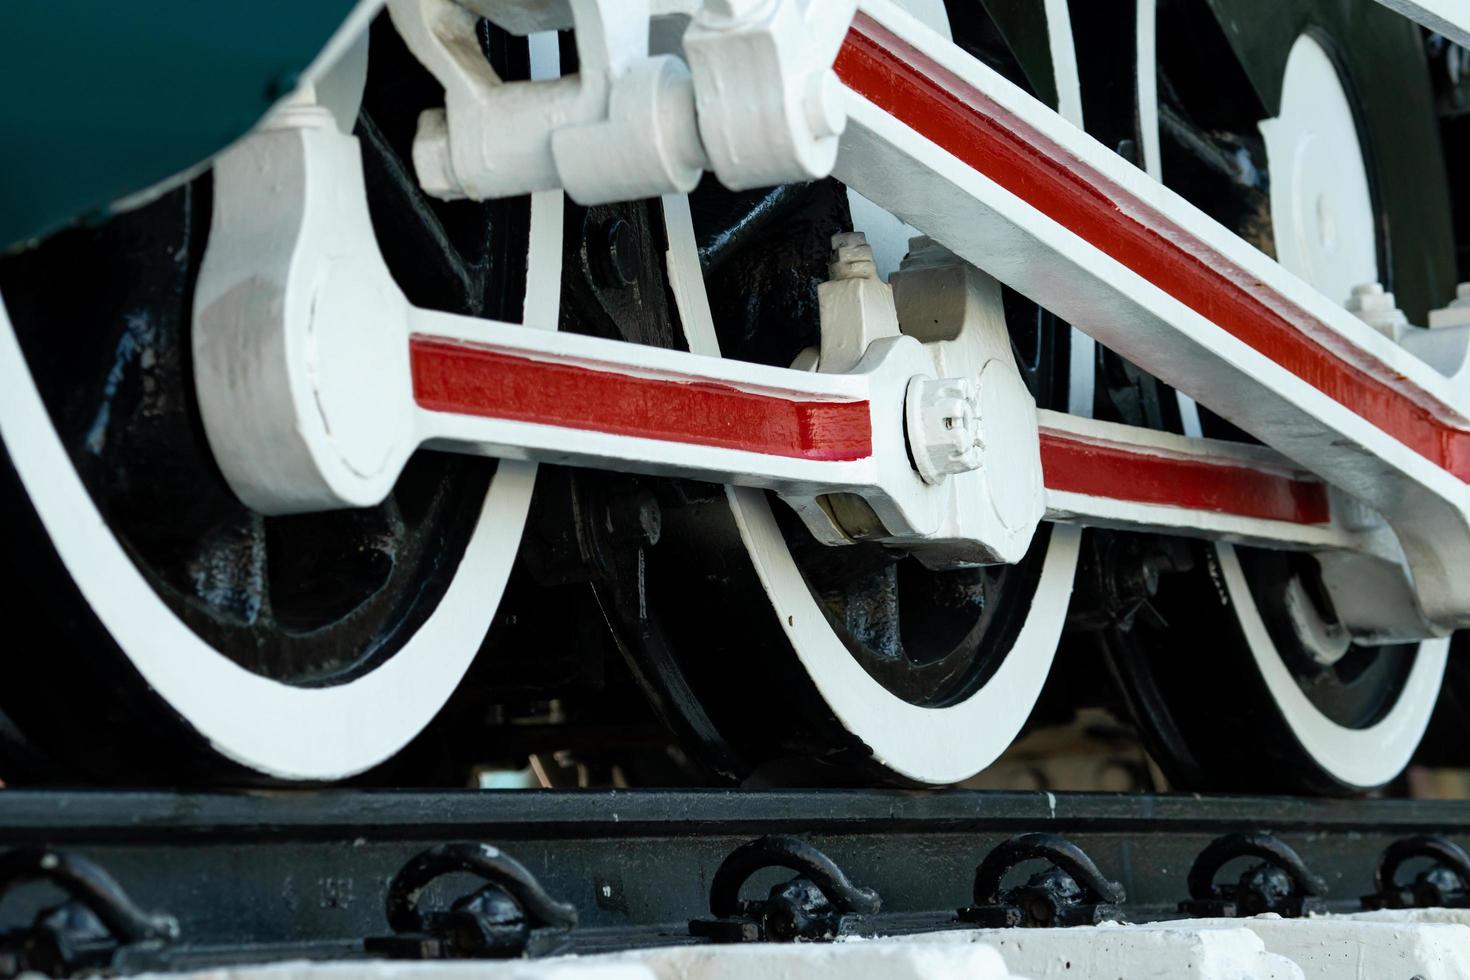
[
  {"x1": 1347, "y1": 281, "x2": 1398, "y2": 312},
  {"x1": 1346, "y1": 281, "x2": 1408, "y2": 338},
  {"x1": 908, "y1": 377, "x2": 982, "y2": 485}
]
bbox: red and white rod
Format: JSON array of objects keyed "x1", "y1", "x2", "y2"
[
  {"x1": 833, "y1": 0, "x2": 1470, "y2": 626},
  {"x1": 402, "y1": 311, "x2": 942, "y2": 555},
  {"x1": 197, "y1": 111, "x2": 1380, "y2": 566},
  {"x1": 1037, "y1": 411, "x2": 1349, "y2": 553},
  {"x1": 405, "y1": 315, "x2": 1358, "y2": 555},
  {"x1": 192, "y1": 7, "x2": 1450, "y2": 634}
]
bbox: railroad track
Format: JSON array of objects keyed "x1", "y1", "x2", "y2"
[{"x1": 2, "y1": 789, "x2": 1469, "y2": 975}]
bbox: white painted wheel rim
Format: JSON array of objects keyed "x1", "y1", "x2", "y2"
[
  {"x1": 1138, "y1": 11, "x2": 1446, "y2": 788},
  {"x1": 0, "y1": 40, "x2": 565, "y2": 782},
  {"x1": 663, "y1": 195, "x2": 1078, "y2": 785},
  {"x1": 657, "y1": 1, "x2": 1086, "y2": 784},
  {"x1": 1215, "y1": 542, "x2": 1446, "y2": 788}
]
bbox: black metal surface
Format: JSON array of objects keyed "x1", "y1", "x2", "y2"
[{"x1": 0, "y1": 789, "x2": 1466, "y2": 970}]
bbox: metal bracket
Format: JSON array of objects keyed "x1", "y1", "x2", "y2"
[
  {"x1": 0, "y1": 848, "x2": 178, "y2": 978},
  {"x1": 689, "y1": 836, "x2": 881, "y2": 942},
  {"x1": 1361, "y1": 835, "x2": 1470, "y2": 911},
  {"x1": 1178, "y1": 833, "x2": 1327, "y2": 919},
  {"x1": 957, "y1": 833, "x2": 1124, "y2": 928},
  {"x1": 389, "y1": 0, "x2": 704, "y2": 203},
  {"x1": 799, "y1": 233, "x2": 1044, "y2": 566},
  {"x1": 365, "y1": 842, "x2": 577, "y2": 959}
]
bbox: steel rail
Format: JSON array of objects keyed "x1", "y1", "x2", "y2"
[{"x1": 0, "y1": 788, "x2": 1468, "y2": 970}]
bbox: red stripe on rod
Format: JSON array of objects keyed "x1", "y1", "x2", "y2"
[
  {"x1": 837, "y1": 18, "x2": 1470, "y2": 482},
  {"x1": 410, "y1": 337, "x2": 873, "y2": 461},
  {"x1": 1040, "y1": 432, "x2": 1331, "y2": 525}
]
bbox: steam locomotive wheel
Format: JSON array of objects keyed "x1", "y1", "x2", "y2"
[
  {"x1": 1098, "y1": 0, "x2": 1453, "y2": 794},
  {"x1": 665, "y1": 197, "x2": 1076, "y2": 785},
  {"x1": 0, "y1": 19, "x2": 561, "y2": 782},
  {"x1": 577, "y1": 0, "x2": 1089, "y2": 786}
]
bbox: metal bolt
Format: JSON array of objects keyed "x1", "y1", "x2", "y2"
[
  {"x1": 1429, "y1": 281, "x2": 1470, "y2": 329},
  {"x1": 1022, "y1": 892, "x2": 1055, "y2": 927},
  {"x1": 1348, "y1": 281, "x2": 1389, "y2": 304},
  {"x1": 590, "y1": 218, "x2": 641, "y2": 290},
  {"x1": 1346, "y1": 281, "x2": 1409, "y2": 340},
  {"x1": 907, "y1": 376, "x2": 982, "y2": 485}
]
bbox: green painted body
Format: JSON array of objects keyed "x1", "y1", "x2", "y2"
[{"x1": 0, "y1": 1, "x2": 359, "y2": 250}]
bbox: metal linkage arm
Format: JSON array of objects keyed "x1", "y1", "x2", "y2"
[
  {"x1": 1039, "y1": 412, "x2": 1352, "y2": 555},
  {"x1": 832, "y1": 0, "x2": 1470, "y2": 629},
  {"x1": 192, "y1": 105, "x2": 1043, "y2": 568},
  {"x1": 193, "y1": 95, "x2": 1400, "y2": 592},
  {"x1": 390, "y1": 0, "x2": 858, "y2": 204},
  {"x1": 406, "y1": 317, "x2": 959, "y2": 556},
  {"x1": 186, "y1": 1, "x2": 1470, "y2": 639}
]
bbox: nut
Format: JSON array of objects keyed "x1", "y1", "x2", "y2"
[
  {"x1": 1346, "y1": 281, "x2": 1408, "y2": 340},
  {"x1": 906, "y1": 376, "x2": 982, "y2": 485}
]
